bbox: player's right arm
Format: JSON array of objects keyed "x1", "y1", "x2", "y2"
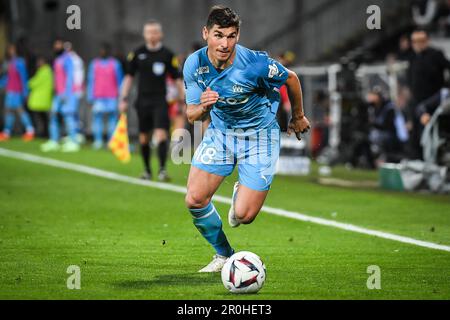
[
  {"x1": 86, "y1": 61, "x2": 95, "y2": 104},
  {"x1": 183, "y1": 55, "x2": 219, "y2": 124},
  {"x1": 63, "y1": 55, "x2": 74, "y2": 99},
  {"x1": 186, "y1": 87, "x2": 219, "y2": 124},
  {"x1": 119, "y1": 51, "x2": 137, "y2": 113}
]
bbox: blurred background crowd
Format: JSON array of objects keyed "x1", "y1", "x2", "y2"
[{"x1": 0, "y1": 0, "x2": 449, "y2": 177}]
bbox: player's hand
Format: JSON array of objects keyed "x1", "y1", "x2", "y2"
[
  {"x1": 200, "y1": 87, "x2": 219, "y2": 111},
  {"x1": 119, "y1": 100, "x2": 128, "y2": 113},
  {"x1": 287, "y1": 115, "x2": 311, "y2": 141}
]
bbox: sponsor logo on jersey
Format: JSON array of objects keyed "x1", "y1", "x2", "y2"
[
  {"x1": 268, "y1": 63, "x2": 279, "y2": 79},
  {"x1": 217, "y1": 96, "x2": 249, "y2": 105},
  {"x1": 152, "y1": 62, "x2": 165, "y2": 76},
  {"x1": 196, "y1": 66, "x2": 209, "y2": 75},
  {"x1": 138, "y1": 53, "x2": 147, "y2": 60}
]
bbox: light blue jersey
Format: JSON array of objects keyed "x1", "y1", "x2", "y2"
[
  {"x1": 183, "y1": 44, "x2": 288, "y2": 132},
  {"x1": 184, "y1": 45, "x2": 289, "y2": 191}
]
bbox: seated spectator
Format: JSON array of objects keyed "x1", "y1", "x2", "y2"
[{"x1": 366, "y1": 88, "x2": 408, "y2": 166}]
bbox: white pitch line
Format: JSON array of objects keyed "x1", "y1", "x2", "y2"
[{"x1": 1, "y1": 147, "x2": 449, "y2": 253}]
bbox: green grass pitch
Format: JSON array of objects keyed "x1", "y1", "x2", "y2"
[{"x1": 0, "y1": 139, "x2": 449, "y2": 299}]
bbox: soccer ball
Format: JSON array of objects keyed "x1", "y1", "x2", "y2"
[{"x1": 221, "y1": 251, "x2": 266, "y2": 294}]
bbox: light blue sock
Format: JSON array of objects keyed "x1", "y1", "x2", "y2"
[
  {"x1": 4, "y1": 112, "x2": 15, "y2": 134},
  {"x1": 49, "y1": 113, "x2": 60, "y2": 142},
  {"x1": 106, "y1": 111, "x2": 118, "y2": 142},
  {"x1": 20, "y1": 111, "x2": 34, "y2": 132},
  {"x1": 63, "y1": 113, "x2": 78, "y2": 142},
  {"x1": 189, "y1": 202, "x2": 234, "y2": 257},
  {"x1": 92, "y1": 112, "x2": 103, "y2": 144}
]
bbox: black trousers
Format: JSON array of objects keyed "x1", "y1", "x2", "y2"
[{"x1": 31, "y1": 111, "x2": 49, "y2": 138}]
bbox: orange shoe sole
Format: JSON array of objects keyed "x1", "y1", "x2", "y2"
[{"x1": 22, "y1": 133, "x2": 35, "y2": 142}]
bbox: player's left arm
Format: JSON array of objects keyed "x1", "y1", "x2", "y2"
[
  {"x1": 285, "y1": 70, "x2": 311, "y2": 140},
  {"x1": 183, "y1": 54, "x2": 216, "y2": 124},
  {"x1": 114, "y1": 59, "x2": 124, "y2": 89}
]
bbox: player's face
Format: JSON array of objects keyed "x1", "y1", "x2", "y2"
[
  {"x1": 99, "y1": 48, "x2": 107, "y2": 58},
  {"x1": 53, "y1": 40, "x2": 64, "y2": 52},
  {"x1": 203, "y1": 25, "x2": 239, "y2": 63},
  {"x1": 7, "y1": 45, "x2": 16, "y2": 58},
  {"x1": 143, "y1": 24, "x2": 163, "y2": 46},
  {"x1": 366, "y1": 93, "x2": 381, "y2": 106},
  {"x1": 36, "y1": 58, "x2": 44, "y2": 68}
]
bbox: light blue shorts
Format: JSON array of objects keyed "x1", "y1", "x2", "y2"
[
  {"x1": 52, "y1": 94, "x2": 80, "y2": 115},
  {"x1": 192, "y1": 123, "x2": 280, "y2": 191},
  {"x1": 5, "y1": 92, "x2": 24, "y2": 109},
  {"x1": 92, "y1": 98, "x2": 118, "y2": 114}
]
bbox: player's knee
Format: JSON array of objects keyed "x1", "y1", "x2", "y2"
[
  {"x1": 235, "y1": 208, "x2": 257, "y2": 224},
  {"x1": 238, "y1": 213, "x2": 256, "y2": 225},
  {"x1": 139, "y1": 134, "x2": 150, "y2": 145},
  {"x1": 185, "y1": 192, "x2": 210, "y2": 209},
  {"x1": 154, "y1": 130, "x2": 168, "y2": 142}
]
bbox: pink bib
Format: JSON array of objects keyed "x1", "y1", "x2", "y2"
[
  {"x1": 93, "y1": 59, "x2": 118, "y2": 98},
  {"x1": 6, "y1": 60, "x2": 23, "y2": 93}
]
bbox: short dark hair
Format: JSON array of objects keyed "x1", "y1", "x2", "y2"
[
  {"x1": 100, "y1": 42, "x2": 112, "y2": 55},
  {"x1": 411, "y1": 29, "x2": 428, "y2": 38},
  {"x1": 36, "y1": 54, "x2": 49, "y2": 64},
  {"x1": 206, "y1": 5, "x2": 241, "y2": 31},
  {"x1": 144, "y1": 19, "x2": 162, "y2": 28},
  {"x1": 368, "y1": 86, "x2": 386, "y2": 102}
]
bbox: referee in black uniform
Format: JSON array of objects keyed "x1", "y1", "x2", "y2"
[{"x1": 119, "y1": 20, "x2": 184, "y2": 181}]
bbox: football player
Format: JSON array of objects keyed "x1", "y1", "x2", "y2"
[{"x1": 183, "y1": 5, "x2": 310, "y2": 272}]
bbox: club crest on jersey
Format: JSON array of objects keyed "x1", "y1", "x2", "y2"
[
  {"x1": 232, "y1": 84, "x2": 244, "y2": 93},
  {"x1": 152, "y1": 62, "x2": 165, "y2": 76},
  {"x1": 268, "y1": 63, "x2": 279, "y2": 79},
  {"x1": 196, "y1": 66, "x2": 209, "y2": 75}
]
